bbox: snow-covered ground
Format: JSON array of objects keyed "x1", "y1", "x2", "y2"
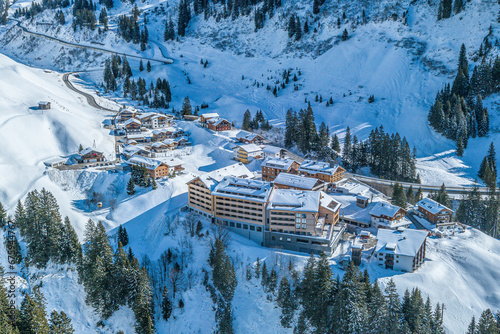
[{"x1": 1, "y1": 0, "x2": 500, "y2": 331}]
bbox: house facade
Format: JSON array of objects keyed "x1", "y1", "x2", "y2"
[
  {"x1": 416, "y1": 198, "x2": 454, "y2": 225},
  {"x1": 369, "y1": 202, "x2": 408, "y2": 229},
  {"x1": 127, "y1": 156, "x2": 169, "y2": 179},
  {"x1": 235, "y1": 144, "x2": 262, "y2": 164},
  {"x1": 78, "y1": 148, "x2": 105, "y2": 163},
  {"x1": 200, "y1": 113, "x2": 220, "y2": 123},
  {"x1": 207, "y1": 118, "x2": 232, "y2": 131},
  {"x1": 374, "y1": 228, "x2": 427, "y2": 272}
]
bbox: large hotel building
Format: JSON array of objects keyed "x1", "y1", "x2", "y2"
[{"x1": 187, "y1": 163, "x2": 343, "y2": 255}]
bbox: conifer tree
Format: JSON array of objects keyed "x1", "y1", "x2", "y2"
[
  {"x1": 139, "y1": 60, "x2": 144, "y2": 72},
  {"x1": 0, "y1": 201, "x2": 5, "y2": 227},
  {"x1": 117, "y1": 225, "x2": 129, "y2": 246},
  {"x1": 181, "y1": 96, "x2": 192, "y2": 116},
  {"x1": 277, "y1": 277, "x2": 294, "y2": 328},
  {"x1": 341, "y1": 28, "x2": 349, "y2": 41},
  {"x1": 146, "y1": 61, "x2": 151, "y2": 72},
  {"x1": 49, "y1": 310, "x2": 74, "y2": 334},
  {"x1": 392, "y1": 182, "x2": 407, "y2": 208},
  {"x1": 161, "y1": 286, "x2": 172, "y2": 321},
  {"x1": 127, "y1": 178, "x2": 135, "y2": 195},
  {"x1": 254, "y1": 258, "x2": 261, "y2": 279},
  {"x1": 476, "y1": 309, "x2": 499, "y2": 334},
  {"x1": 242, "y1": 109, "x2": 251, "y2": 130},
  {"x1": 19, "y1": 289, "x2": 49, "y2": 334}
]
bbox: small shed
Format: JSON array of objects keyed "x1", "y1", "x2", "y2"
[{"x1": 38, "y1": 101, "x2": 51, "y2": 110}]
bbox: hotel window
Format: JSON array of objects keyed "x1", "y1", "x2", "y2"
[
  {"x1": 243, "y1": 224, "x2": 248, "y2": 230},
  {"x1": 296, "y1": 218, "x2": 301, "y2": 223},
  {"x1": 230, "y1": 222, "x2": 235, "y2": 227},
  {"x1": 287, "y1": 238, "x2": 291, "y2": 243},
  {"x1": 302, "y1": 213, "x2": 306, "y2": 218},
  {"x1": 250, "y1": 225, "x2": 255, "y2": 231},
  {"x1": 302, "y1": 224, "x2": 307, "y2": 229},
  {"x1": 296, "y1": 224, "x2": 301, "y2": 229},
  {"x1": 296, "y1": 213, "x2": 301, "y2": 218},
  {"x1": 302, "y1": 219, "x2": 307, "y2": 223},
  {"x1": 256, "y1": 227, "x2": 262, "y2": 232}
]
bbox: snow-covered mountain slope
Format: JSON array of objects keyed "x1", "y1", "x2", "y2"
[
  {"x1": 118, "y1": 185, "x2": 500, "y2": 333},
  {"x1": 3, "y1": 0, "x2": 498, "y2": 185},
  {"x1": 0, "y1": 53, "x2": 115, "y2": 213}
]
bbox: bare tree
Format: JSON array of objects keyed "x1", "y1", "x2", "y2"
[
  {"x1": 209, "y1": 224, "x2": 231, "y2": 249},
  {"x1": 168, "y1": 262, "x2": 184, "y2": 299}
]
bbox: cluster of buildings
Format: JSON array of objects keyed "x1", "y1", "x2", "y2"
[
  {"x1": 113, "y1": 108, "x2": 188, "y2": 178},
  {"x1": 187, "y1": 163, "x2": 344, "y2": 255}
]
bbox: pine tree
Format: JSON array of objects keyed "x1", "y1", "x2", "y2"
[
  {"x1": 127, "y1": 178, "x2": 135, "y2": 195},
  {"x1": 181, "y1": 96, "x2": 192, "y2": 116},
  {"x1": 49, "y1": 310, "x2": 74, "y2": 334},
  {"x1": 152, "y1": 178, "x2": 157, "y2": 190},
  {"x1": 341, "y1": 29, "x2": 349, "y2": 41},
  {"x1": 0, "y1": 201, "x2": 5, "y2": 227},
  {"x1": 277, "y1": 277, "x2": 295, "y2": 328},
  {"x1": 476, "y1": 309, "x2": 499, "y2": 334},
  {"x1": 467, "y1": 316, "x2": 476, "y2": 334},
  {"x1": 146, "y1": 61, "x2": 151, "y2": 72},
  {"x1": 117, "y1": 225, "x2": 129, "y2": 246},
  {"x1": 254, "y1": 258, "x2": 261, "y2": 279},
  {"x1": 261, "y1": 262, "x2": 269, "y2": 289},
  {"x1": 406, "y1": 185, "x2": 415, "y2": 205},
  {"x1": 242, "y1": 109, "x2": 251, "y2": 130},
  {"x1": 392, "y1": 182, "x2": 407, "y2": 208},
  {"x1": 139, "y1": 60, "x2": 144, "y2": 72},
  {"x1": 19, "y1": 289, "x2": 50, "y2": 334},
  {"x1": 210, "y1": 239, "x2": 237, "y2": 302},
  {"x1": 161, "y1": 286, "x2": 172, "y2": 321}
]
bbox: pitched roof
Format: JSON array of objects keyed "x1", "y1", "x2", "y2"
[
  {"x1": 375, "y1": 229, "x2": 427, "y2": 257},
  {"x1": 124, "y1": 118, "x2": 141, "y2": 126},
  {"x1": 369, "y1": 202, "x2": 404, "y2": 218},
  {"x1": 201, "y1": 112, "x2": 220, "y2": 118},
  {"x1": 298, "y1": 160, "x2": 341, "y2": 176},
  {"x1": 80, "y1": 147, "x2": 103, "y2": 156},
  {"x1": 274, "y1": 173, "x2": 322, "y2": 190},
  {"x1": 262, "y1": 145, "x2": 282, "y2": 154},
  {"x1": 416, "y1": 198, "x2": 453, "y2": 215},
  {"x1": 208, "y1": 117, "x2": 230, "y2": 126},
  {"x1": 239, "y1": 144, "x2": 262, "y2": 153},
  {"x1": 127, "y1": 156, "x2": 164, "y2": 170},
  {"x1": 236, "y1": 130, "x2": 262, "y2": 142}
]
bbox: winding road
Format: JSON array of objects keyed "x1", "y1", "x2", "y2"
[
  {"x1": 9, "y1": 18, "x2": 174, "y2": 64},
  {"x1": 62, "y1": 72, "x2": 116, "y2": 112}
]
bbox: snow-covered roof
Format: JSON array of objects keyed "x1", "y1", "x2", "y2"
[
  {"x1": 213, "y1": 176, "x2": 272, "y2": 203},
  {"x1": 128, "y1": 156, "x2": 164, "y2": 170},
  {"x1": 123, "y1": 145, "x2": 149, "y2": 156},
  {"x1": 136, "y1": 112, "x2": 157, "y2": 119},
  {"x1": 201, "y1": 112, "x2": 219, "y2": 118},
  {"x1": 124, "y1": 118, "x2": 141, "y2": 126},
  {"x1": 43, "y1": 156, "x2": 67, "y2": 166},
  {"x1": 417, "y1": 198, "x2": 453, "y2": 215},
  {"x1": 239, "y1": 144, "x2": 262, "y2": 153},
  {"x1": 298, "y1": 160, "x2": 341, "y2": 176},
  {"x1": 80, "y1": 147, "x2": 103, "y2": 156},
  {"x1": 274, "y1": 173, "x2": 322, "y2": 190},
  {"x1": 375, "y1": 229, "x2": 428, "y2": 257},
  {"x1": 208, "y1": 117, "x2": 230, "y2": 126},
  {"x1": 38, "y1": 101, "x2": 49, "y2": 104},
  {"x1": 262, "y1": 157, "x2": 295, "y2": 170},
  {"x1": 191, "y1": 163, "x2": 254, "y2": 191},
  {"x1": 165, "y1": 158, "x2": 185, "y2": 167},
  {"x1": 262, "y1": 145, "x2": 281, "y2": 154},
  {"x1": 268, "y1": 189, "x2": 321, "y2": 212},
  {"x1": 320, "y1": 192, "x2": 341, "y2": 212},
  {"x1": 126, "y1": 133, "x2": 147, "y2": 139},
  {"x1": 369, "y1": 202, "x2": 404, "y2": 218}
]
